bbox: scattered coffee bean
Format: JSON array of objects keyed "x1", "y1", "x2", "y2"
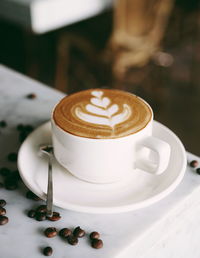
[
  {"x1": 0, "y1": 207, "x2": 6, "y2": 216},
  {"x1": 43, "y1": 246, "x2": 53, "y2": 256},
  {"x1": 19, "y1": 131, "x2": 28, "y2": 143},
  {"x1": 90, "y1": 231, "x2": 100, "y2": 240},
  {"x1": 47, "y1": 212, "x2": 61, "y2": 221},
  {"x1": 26, "y1": 191, "x2": 41, "y2": 201},
  {"x1": 26, "y1": 93, "x2": 36, "y2": 99},
  {"x1": 17, "y1": 124, "x2": 24, "y2": 131},
  {"x1": 91, "y1": 239, "x2": 103, "y2": 249},
  {"x1": 0, "y1": 120, "x2": 7, "y2": 128},
  {"x1": 27, "y1": 210, "x2": 36, "y2": 218},
  {"x1": 5, "y1": 176, "x2": 18, "y2": 190},
  {"x1": 7, "y1": 152, "x2": 18, "y2": 162},
  {"x1": 196, "y1": 168, "x2": 200, "y2": 175},
  {"x1": 44, "y1": 227, "x2": 57, "y2": 238},
  {"x1": 190, "y1": 160, "x2": 199, "y2": 168},
  {"x1": 0, "y1": 167, "x2": 11, "y2": 177},
  {"x1": 17, "y1": 123, "x2": 34, "y2": 132},
  {"x1": 73, "y1": 226, "x2": 85, "y2": 238},
  {"x1": 0, "y1": 215, "x2": 8, "y2": 225},
  {"x1": 67, "y1": 235, "x2": 78, "y2": 245},
  {"x1": 0, "y1": 199, "x2": 6, "y2": 207},
  {"x1": 12, "y1": 170, "x2": 21, "y2": 181},
  {"x1": 59, "y1": 228, "x2": 72, "y2": 238},
  {"x1": 36, "y1": 212, "x2": 46, "y2": 221},
  {"x1": 24, "y1": 125, "x2": 34, "y2": 132},
  {"x1": 36, "y1": 205, "x2": 47, "y2": 213}
]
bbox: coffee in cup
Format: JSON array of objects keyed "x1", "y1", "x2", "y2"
[{"x1": 51, "y1": 89, "x2": 170, "y2": 183}]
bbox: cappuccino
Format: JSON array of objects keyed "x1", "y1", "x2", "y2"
[{"x1": 53, "y1": 89, "x2": 152, "y2": 139}]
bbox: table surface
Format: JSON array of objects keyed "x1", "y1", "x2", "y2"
[
  {"x1": 0, "y1": 0, "x2": 113, "y2": 34},
  {"x1": 0, "y1": 64, "x2": 200, "y2": 258}
]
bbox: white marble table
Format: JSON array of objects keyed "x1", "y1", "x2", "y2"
[
  {"x1": 0, "y1": 64, "x2": 200, "y2": 258},
  {"x1": 0, "y1": 0, "x2": 113, "y2": 33}
]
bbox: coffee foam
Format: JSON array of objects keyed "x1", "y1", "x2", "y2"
[{"x1": 53, "y1": 89, "x2": 152, "y2": 139}]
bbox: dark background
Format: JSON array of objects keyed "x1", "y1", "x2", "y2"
[{"x1": 0, "y1": 0, "x2": 200, "y2": 155}]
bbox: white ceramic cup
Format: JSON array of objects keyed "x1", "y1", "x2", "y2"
[
  {"x1": 51, "y1": 97, "x2": 170, "y2": 183},
  {"x1": 51, "y1": 98, "x2": 171, "y2": 184}
]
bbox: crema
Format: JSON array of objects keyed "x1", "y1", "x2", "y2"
[{"x1": 53, "y1": 89, "x2": 152, "y2": 139}]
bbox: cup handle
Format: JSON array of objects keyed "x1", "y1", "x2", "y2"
[{"x1": 136, "y1": 136, "x2": 171, "y2": 175}]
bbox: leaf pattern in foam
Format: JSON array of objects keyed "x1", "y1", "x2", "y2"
[
  {"x1": 75, "y1": 91, "x2": 131, "y2": 128},
  {"x1": 91, "y1": 97, "x2": 110, "y2": 108},
  {"x1": 86, "y1": 104, "x2": 118, "y2": 117},
  {"x1": 91, "y1": 90, "x2": 103, "y2": 98}
]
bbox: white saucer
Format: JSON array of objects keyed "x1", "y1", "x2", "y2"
[{"x1": 18, "y1": 121, "x2": 186, "y2": 214}]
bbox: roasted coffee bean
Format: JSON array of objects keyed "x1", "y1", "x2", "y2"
[
  {"x1": 24, "y1": 125, "x2": 34, "y2": 132},
  {"x1": 90, "y1": 231, "x2": 100, "y2": 240},
  {"x1": 190, "y1": 160, "x2": 199, "y2": 168},
  {"x1": 0, "y1": 167, "x2": 11, "y2": 177},
  {"x1": 26, "y1": 191, "x2": 41, "y2": 201},
  {"x1": 47, "y1": 212, "x2": 61, "y2": 221},
  {"x1": 26, "y1": 93, "x2": 36, "y2": 99},
  {"x1": 0, "y1": 215, "x2": 8, "y2": 225},
  {"x1": 0, "y1": 120, "x2": 7, "y2": 128},
  {"x1": 0, "y1": 207, "x2": 6, "y2": 216},
  {"x1": 73, "y1": 226, "x2": 85, "y2": 238},
  {"x1": 12, "y1": 170, "x2": 21, "y2": 181},
  {"x1": 17, "y1": 123, "x2": 34, "y2": 132},
  {"x1": 0, "y1": 199, "x2": 6, "y2": 207},
  {"x1": 27, "y1": 210, "x2": 36, "y2": 218},
  {"x1": 91, "y1": 239, "x2": 103, "y2": 249},
  {"x1": 196, "y1": 168, "x2": 200, "y2": 175},
  {"x1": 36, "y1": 205, "x2": 47, "y2": 213},
  {"x1": 43, "y1": 246, "x2": 53, "y2": 256},
  {"x1": 17, "y1": 124, "x2": 24, "y2": 131},
  {"x1": 5, "y1": 176, "x2": 18, "y2": 190},
  {"x1": 7, "y1": 152, "x2": 18, "y2": 162},
  {"x1": 59, "y1": 228, "x2": 72, "y2": 238},
  {"x1": 44, "y1": 227, "x2": 57, "y2": 238},
  {"x1": 19, "y1": 131, "x2": 28, "y2": 143},
  {"x1": 36, "y1": 212, "x2": 46, "y2": 221},
  {"x1": 67, "y1": 235, "x2": 78, "y2": 245}
]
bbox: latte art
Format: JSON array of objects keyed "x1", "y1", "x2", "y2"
[
  {"x1": 53, "y1": 89, "x2": 152, "y2": 138},
  {"x1": 75, "y1": 91, "x2": 131, "y2": 129}
]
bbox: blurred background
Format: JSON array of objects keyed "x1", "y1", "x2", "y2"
[{"x1": 0, "y1": 0, "x2": 200, "y2": 155}]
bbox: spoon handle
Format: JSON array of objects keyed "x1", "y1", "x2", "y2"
[{"x1": 46, "y1": 155, "x2": 53, "y2": 217}]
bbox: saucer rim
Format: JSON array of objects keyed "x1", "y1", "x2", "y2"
[{"x1": 18, "y1": 120, "x2": 187, "y2": 214}]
